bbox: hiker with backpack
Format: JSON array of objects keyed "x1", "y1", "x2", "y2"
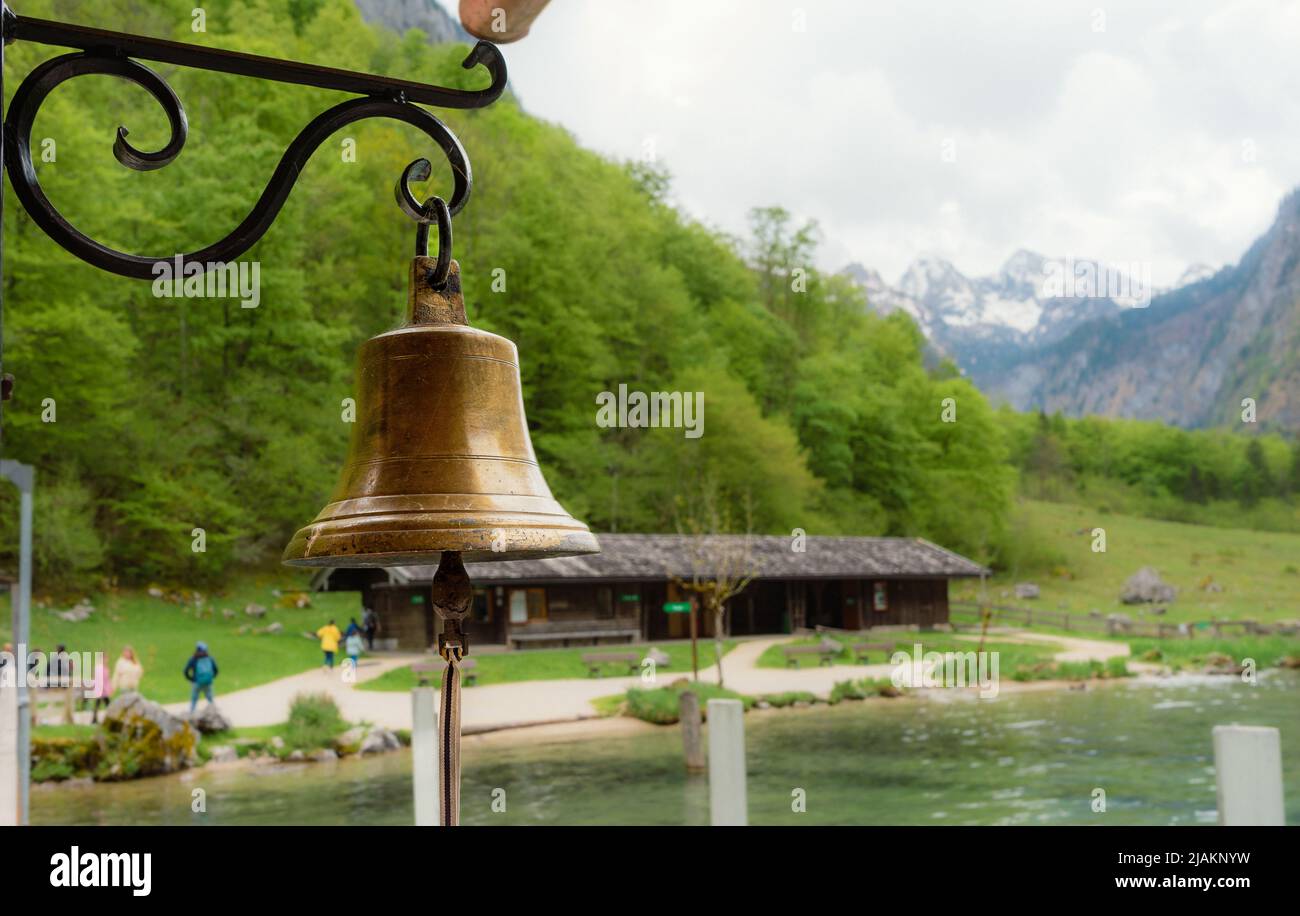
[
  {"x1": 344, "y1": 627, "x2": 365, "y2": 674},
  {"x1": 184, "y1": 641, "x2": 219, "y2": 712}
]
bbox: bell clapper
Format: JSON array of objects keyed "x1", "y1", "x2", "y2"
[{"x1": 430, "y1": 550, "x2": 472, "y2": 826}]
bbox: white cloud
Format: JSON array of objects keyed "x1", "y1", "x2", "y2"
[{"x1": 439, "y1": 0, "x2": 1300, "y2": 286}]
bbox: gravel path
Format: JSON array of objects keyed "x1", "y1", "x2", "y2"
[{"x1": 161, "y1": 629, "x2": 1127, "y2": 732}]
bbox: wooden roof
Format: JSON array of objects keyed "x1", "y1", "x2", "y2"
[{"x1": 312, "y1": 534, "x2": 987, "y2": 589}]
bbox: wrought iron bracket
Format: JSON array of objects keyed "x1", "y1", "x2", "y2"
[{"x1": 0, "y1": 2, "x2": 504, "y2": 278}]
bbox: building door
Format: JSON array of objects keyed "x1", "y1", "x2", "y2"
[{"x1": 842, "y1": 581, "x2": 863, "y2": 630}]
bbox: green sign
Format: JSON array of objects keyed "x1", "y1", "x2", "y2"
[
  {"x1": 411, "y1": 595, "x2": 424, "y2": 604},
  {"x1": 663, "y1": 601, "x2": 691, "y2": 614},
  {"x1": 620, "y1": 594, "x2": 640, "y2": 602}
]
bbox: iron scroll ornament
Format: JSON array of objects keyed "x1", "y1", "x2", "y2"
[{"x1": 0, "y1": 14, "x2": 506, "y2": 279}]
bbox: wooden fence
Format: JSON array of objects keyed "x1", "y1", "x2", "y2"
[{"x1": 949, "y1": 601, "x2": 1298, "y2": 640}]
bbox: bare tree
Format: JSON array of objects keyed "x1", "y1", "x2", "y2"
[{"x1": 671, "y1": 482, "x2": 757, "y2": 688}]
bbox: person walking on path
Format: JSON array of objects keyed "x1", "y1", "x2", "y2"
[
  {"x1": 183, "y1": 642, "x2": 219, "y2": 713},
  {"x1": 88, "y1": 655, "x2": 112, "y2": 723},
  {"x1": 344, "y1": 628, "x2": 364, "y2": 674},
  {"x1": 111, "y1": 645, "x2": 144, "y2": 696},
  {"x1": 363, "y1": 607, "x2": 379, "y2": 651},
  {"x1": 316, "y1": 620, "x2": 342, "y2": 670}
]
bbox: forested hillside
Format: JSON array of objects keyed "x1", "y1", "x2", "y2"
[
  {"x1": 0, "y1": 0, "x2": 1011, "y2": 586},
  {"x1": 1001, "y1": 410, "x2": 1300, "y2": 533}
]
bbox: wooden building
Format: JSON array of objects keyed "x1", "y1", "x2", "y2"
[{"x1": 310, "y1": 534, "x2": 987, "y2": 651}]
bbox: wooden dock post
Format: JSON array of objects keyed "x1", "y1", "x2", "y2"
[{"x1": 680, "y1": 690, "x2": 705, "y2": 772}]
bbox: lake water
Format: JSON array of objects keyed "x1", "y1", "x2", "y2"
[{"x1": 32, "y1": 672, "x2": 1300, "y2": 826}]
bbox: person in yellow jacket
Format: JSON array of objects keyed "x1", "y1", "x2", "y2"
[{"x1": 316, "y1": 619, "x2": 343, "y2": 670}]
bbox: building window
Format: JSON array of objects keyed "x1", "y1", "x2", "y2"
[
  {"x1": 873, "y1": 581, "x2": 888, "y2": 612},
  {"x1": 508, "y1": 588, "x2": 546, "y2": 624},
  {"x1": 471, "y1": 588, "x2": 492, "y2": 624}
]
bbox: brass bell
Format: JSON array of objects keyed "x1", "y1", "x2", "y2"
[{"x1": 282, "y1": 254, "x2": 599, "y2": 567}]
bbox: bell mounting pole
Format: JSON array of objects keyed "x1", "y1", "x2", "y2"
[{"x1": 0, "y1": 2, "x2": 510, "y2": 827}]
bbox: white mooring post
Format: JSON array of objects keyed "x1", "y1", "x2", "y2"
[
  {"x1": 0, "y1": 668, "x2": 17, "y2": 826},
  {"x1": 707, "y1": 698, "x2": 747, "y2": 826},
  {"x1": 1213, "y1": 725, "x2": 1285, "y2": 826},
  {"x1": 411, "y1": 686, "x2": 440, "y2": 826},
  {"x1": 1, "y1": 461, "x2": 34, "y2": 826}
]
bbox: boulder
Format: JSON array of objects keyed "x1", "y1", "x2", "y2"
[
  {"x1": 288, "y1": 749, "x2": 306, "y2": 761},
  {"x1": 336, "y1": 726, "x2": 367, "y2": 752},
  {"x1": 311, "y1": 748, "x2": 339, "y2": 762},
  {"x1": 1120, "y1": 567, "x2": 1177, "y2": 604},
  {"x1": 189, "y1": 704, "x2": 232, "y2": 734},
  {"x1": 339, "y1": 726, "x2": 402, "y2": 757},
  {"x1": 359, "y1": 728, "x2": 401, "y2": 755},
  {"x1": 644, "y1": 647, "x2": 670, "y2": 668},
  {"x1": 262, "y1": 622, "x2": 284, "y2": 635},
  {"x1": 99, "y1": 692, "x2": 197, "y2": 779},
  {"x1": 1014, "y1": 582, "x2": 1040, "y2": 600},
  {"x1": 56, "y1": 602, "x2": 95, "y2": 622},
  {"x1": 208, "y1": 745, "x2": 239, "y2": 764},
  {"x1": 244, "y1": 603, "x2": 267, "y2": 618},
  {"x1": 221, "y1": 609, "x2": 236, "y2": 620}
]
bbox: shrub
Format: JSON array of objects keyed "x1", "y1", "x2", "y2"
[
  {"x1": 760, "y1": 691, "x2": 817, "y2": 708},
  {"x1": 31, "y1": 737, "x2": 100, "y2": 782},
  {"x1": 623, "y1": 682, "x2": 753, "y2": 725},
  {"x1": 284, "y1": 692, "x2": 345, "y2": 749},
  {"x1": 829, "y1": 680, "x2": 867, "y2": 704}
]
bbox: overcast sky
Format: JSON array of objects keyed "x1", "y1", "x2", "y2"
[{"x1": 440, "y1": 0, "x2": 1300, "y2": 286}]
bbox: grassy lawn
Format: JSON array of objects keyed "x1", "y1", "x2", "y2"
[
  {"x1": 359, "y1": 639, "x2": 737, "y2": 691},
  {"x1": 1, "y1": 573, "x2": 360, "y2": 705},
  {"x1": 755, "y1": 631, "x2": 1057, "y2": 670},
  {"x1": 1128, "y1": 635, "x2": 1300, "y2": 671},
  {"x1": 956, "y1": 499, "x2": 1300, "y2": 625}
]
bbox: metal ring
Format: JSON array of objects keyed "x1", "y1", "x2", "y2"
[{"x1": 415, "y1": 197, "x2": 453, "y2": 289}]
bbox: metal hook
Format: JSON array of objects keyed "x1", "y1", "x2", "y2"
[{"x1": 415, "y1": 197, "x2": 453, "y2": 290}]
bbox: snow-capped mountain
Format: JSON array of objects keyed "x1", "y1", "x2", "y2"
[{"x1": 841, "y1": 251, "x2": 1207, "y2": 378}]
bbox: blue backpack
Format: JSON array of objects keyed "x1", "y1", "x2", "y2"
[{"x1": 193, "y1": 655, "x2": 216, "y2": 685}]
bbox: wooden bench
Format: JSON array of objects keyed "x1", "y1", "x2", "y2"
[
  {"x1": 782, "y1": 643, "x2": 839, "y2": 668},
  {"x1": 582, "y1": 652, "x2": 640, "y2": 677},
  {"x1": 851, "y1": 641, "x2": 895, "y2": 663},
  {"x1": 508, "y1": 620, "x2": 640, "y2": 649},
  {"x1": 411, "y1": 657, "x2": 478, "y2": 686}
]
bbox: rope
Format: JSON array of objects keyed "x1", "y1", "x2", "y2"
[{"x1": 439, "y1": 651, "x2": 462, "y2": 826}]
